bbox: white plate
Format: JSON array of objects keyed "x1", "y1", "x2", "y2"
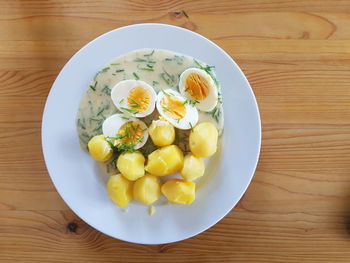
[{"x1": 42, "y1": 23, "x2": 261, "y2": 244}]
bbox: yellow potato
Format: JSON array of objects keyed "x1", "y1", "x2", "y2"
[
  {"x1": 107, "y1": 174, "x2": 133, "y2": 208},
  {"x1": 117, "y1": 151, "x2": 145, "y2": 181},
  {"x1": 189, "y1": 122, "x2": 218, "y2": 157},
  {"x1": 161, "y1": 179, "x2": 195, "y2": 205},
  {"x1": 148, "y1": 119, "x2": 175, "y2": 146},
  {"x1": 181, "y1": 154, "x2": 205, "y2": 181},
  {"x1": 133, "y1": 174, "x2": 161, "y2": 205},
  {"x1": 87, "y1": 135, "x2": 113, "y2": 162},
  {"x1": 145, "y1": 145, "x2": 184, "y2": 176}
]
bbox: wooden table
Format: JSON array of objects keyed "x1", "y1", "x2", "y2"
[{"x1": 1, "y1": 1, "x2": 350, "y2": 262}]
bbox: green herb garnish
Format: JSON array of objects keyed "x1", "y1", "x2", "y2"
[
  {"x1": 101, "y1": 85, "x2": 111, "y2": 95},
  {"x1": 144, "y1": 50, "x2": 155, "y2": 57},
  {"x1": 161, "y1": 89, "x2": 171, "y2": 97},
  {"x1": 152, "y1": 80, "x2": 159, "y2": 86},
  {"x1": 119, "y1": 98, "x2": 124, "y2": 104},
  {"x1": 117, "y1": 142, "x2": 136, "y2": 152},
  {"x1": 182, "y1": 10, "x2": 189, "y2": 18},
  {"x1": 101, "y1": 67, "x2": 110, "y2": 73},
  {"x1": 116, "y1": 69, "x2": 125, "y2": 72},
  {"x1": 89, "y1": 81, "x2": 97, "y2": 91},
  {"x1": 139, "y1": 67, "x2": 154, "y2": 71},
  {"x1": 133, "y1": 72, "x2": 140, "y2": 80},
  {"x1": 77, "y1": 119, "x2": 86, "y2": 129},
  {"x1": 206, "y1": 107, "x2": 221, "y2": 123},
  {"x1": 121, "y1": 107, "x2": 139, "y2": 113},
  {"x1": 134, "y1": 58, "x2": 147, "y2": 62},
  {"x1": 189, "y1": 122, "x2": 193, "y2": 131},
  {"x1": 121, "y1": 116, "x2": 130, "y2": 121}
]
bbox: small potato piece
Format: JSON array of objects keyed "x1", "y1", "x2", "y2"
[
  {"x1": 181, "y1": 154, "x2": 205, "y2": 181},
  {"x1": 117, "y1": 151, "x2": 145, "y2": 181},
  {"x1": 189, "y1": 122, "x2": 218, "y2": 157},
  {"x1": 107, "y1": 174, "x2": 133, "y2": 208},
  {"x1": 145, "y1": 145, "x2": 184, "y2": 176},
  {"x1": 148, "y1": 119, "x2": 175, "y2": 146},
  {"x1": 87, "y1": 135, "x2": 113, "y2": 162},
  {"x1": 133, "y1": 174, "x2": 161, "y2": 205},
  {"x1": 161, "y1": 179, "x2": 195, "y2": 204}
]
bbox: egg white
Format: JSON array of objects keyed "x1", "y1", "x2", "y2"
[
  {"x1": 102, "y1": 113, "x2": 148, "y2": 149},
  {"x1": 179, "y1": 68, "x2": 218, "y2": 112},
  {"x1": 156, "y1": 89, "x2": 198, "y2": 130},
  {"x1": 111, "y1": 80, "x2": 157, "y2": 118}
]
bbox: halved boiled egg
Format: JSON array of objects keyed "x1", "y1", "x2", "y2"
[
  {"x1": 102, "y1": 114, "x2": 148, "y2": 149},
  {"x1": 156, "y1": 89, "x2": 198, "y2": 130},
  {"x1": 111, "y1": 80, "x2": 157, "y2": 117},
  {"x1": 179, "y1": 68, "x2": 218, "y2": 112}
]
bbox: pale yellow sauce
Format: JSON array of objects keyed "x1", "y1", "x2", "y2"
[{"x1": 76, "y1": 49, "x2": 224, "y2": 176}]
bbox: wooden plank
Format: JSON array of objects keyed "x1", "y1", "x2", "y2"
[
  {"x1": 2, "y1": 12, "x2": 350, "y2": 41},
  {"x1": 1, "y1": 0, "x2": 350, "y2": 14},
  {"x1": 1, "y1": 40, "x2": 350, "y2": 70},
  {"x1": 0, "y1": 210, "x2": 349, "y2": 262}
]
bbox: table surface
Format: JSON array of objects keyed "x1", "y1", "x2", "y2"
[{"x1": 1, "y1": 0, "x2": 350, "y2": 262}]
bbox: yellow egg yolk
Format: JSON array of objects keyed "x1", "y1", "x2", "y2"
[
  {"x1": 116, "y1": 121, "x2": 145, "y2": 146},
  {"x1": 185, "y1": 73, "x2": 209, "y2": 100},
  {"x1": 127, "y1": 87, "x2": 150, "y2": 113},
  {"x1": 160, "y1": 95, "x2": 186, "y2": 120}
]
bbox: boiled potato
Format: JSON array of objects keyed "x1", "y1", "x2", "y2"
[
  {"x1": 117, "y1": 151, "x2": 145, "y2": 181},
  {"x1": 107, "y1": 174, "x2": 133, "y2": 208},
  {"x1": 87, "y1": 135, "x2": 113, "y2": 162},
  {"x1": 133, "y1": 174, "x2": 161, "y2": 205},
  {"x1": 148, "y1": 119, "x2": 175, "y2": 146},
  {"x1": 145, "y1": 145, "x2": 184, "y2": 176},
  {"x1": 161, "y1": 179, "x2": 195, "y2": 204},
  {"x1": 189, "y1": 122, "x2": 218, "y2": 157},
  {"x1": 181, "y1": 154, "x2": 205, "y2": 181}
]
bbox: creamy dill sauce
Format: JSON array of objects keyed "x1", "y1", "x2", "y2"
[{"x1": 76, "y1": 49, "x2": 224, "y2": 175}]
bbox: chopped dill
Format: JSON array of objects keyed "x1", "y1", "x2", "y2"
[
  {"x1": 133, "y1": 72, "x2": 140, "y2": 80},
  {"x1": 144, "y1": 50, "x2": 154, "y2": 57},
  {"x1": 100, "y1": 67, "x2": 110, "y2": 73},
  {"x1": 139, "y1": 67, "x2": 154, "y2": 71},
  {"x1": 101, "y1": 85, "x2": 111, "y2": 95},
  {"x1": 116, "y1": 69, "x2": 125, "y2": 72},
  {"x1": 121, "y1": 107, "x2": 139, "y2": 113},
  {"x1": 152, "y1": 80, "x2": 159, "y2": 86},
  {"x1": 77, "y1": 119, "x2": 86, "y2": 129},
  {"x1": 119, "y1": 98, "x2": 124, "y2": 104},
  {"x1": 193, "y1": 59, "x2": 219, "y2": 86},
  {"x1": 161, "y1": 89, "x2": 170, "y2": 97},
  {"x1": 134, "y1": 58, "x2": 147, "y2": 62},
  {"x1": 89, "y1": 81, "x2": 97, "y2": 91},
  {"x1": 121, "y1": 116, "x2": 130, "y2": 121},
  {"x1": 182, "y1": 10, "x2": 189, "y2": 18},
  {"x1": 206, "y1": 107, "x2": 221, "y2": 123}
]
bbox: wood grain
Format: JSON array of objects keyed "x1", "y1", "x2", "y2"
[{"x1": 0, "y1": 0, "x2": 350, "y2": 262}]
